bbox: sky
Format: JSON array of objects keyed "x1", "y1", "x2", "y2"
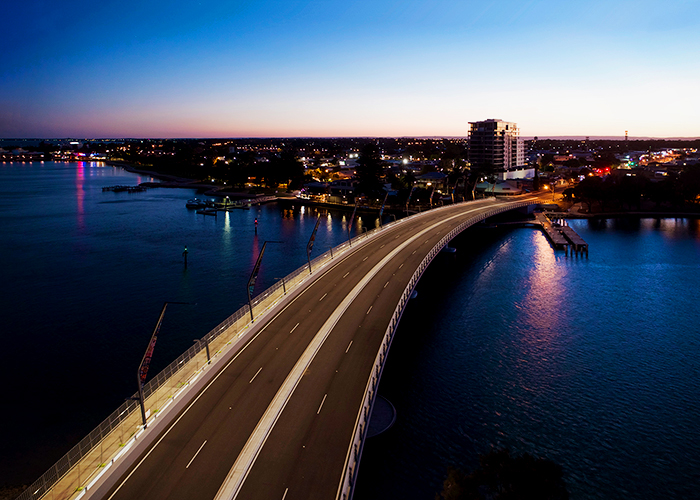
[{"x1": 1, "y1": 0, "x2": 699, "y2": 139}]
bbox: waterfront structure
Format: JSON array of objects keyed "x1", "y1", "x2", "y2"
[
  {"x1": 467, "y1": 119, "x2": 525, "y2": 170},
  {"x1": 21, "y1": 198, "x2": 534, "y2": 500}
]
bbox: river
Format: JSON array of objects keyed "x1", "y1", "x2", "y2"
[
  {"x1": 1, "y1": 162, "x2": 699, "y2": 499},
  {"x1": 356, "y1": 217, "x2": 700, "y2": 499}
]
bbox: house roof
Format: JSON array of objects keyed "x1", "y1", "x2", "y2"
[{"x1": 417, "y1": 171, "x2": 447, "y2": 180}]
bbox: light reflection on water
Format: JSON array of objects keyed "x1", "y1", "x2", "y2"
[
  {"x1": 356, "y1": 221, "x2": 700, "y2": 500},
  {"x1": 0, "y1": 162, "x2": 365, "y2": 486},
  {"x1": 4, "y1": 160, "x2": 699, "y2": 497}
]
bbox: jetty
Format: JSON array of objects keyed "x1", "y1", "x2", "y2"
[
  {"x1": 102, "y1": 185, "x2": 147, "y2": 193},
  {"x1": 194, "y1": 195, "x2": 278, "y2": 215},
  {"x1": 533, "y1": 212, "x2": 589, "y2": 257},
  {"x1": 560, "y1": 225, "x2": 589, "y2": 257}
]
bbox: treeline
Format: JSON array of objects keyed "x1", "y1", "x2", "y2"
[
  {"x1": 115, "y1": 138, "x2": 467, "y2": 189},
  {"x1": 529, "y1": 138, "x2": 700, "y2": 153},
  {"x1": 568, "y1": 166, "x2": 700, "y2": 213}
]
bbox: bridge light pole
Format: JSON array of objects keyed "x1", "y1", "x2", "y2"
[
  {"x1": 247, "y1": 240, "x2": 282, "y2": 322},
  {"x1": 405, "y1": 185, "x2": 416, "y2": 215},
  {"x1": 274, "y1": 277, "x2": 287, "y2": 294},
  {"x1": 193, "y1": 337, "x2": 210, "y2": 363},
  {"x1": 137, "y1": 301, "x2": 191, "y2": 428},
  {"x1": 347, "y1": 199, "x2": 359, "y2": 247},
  {"x1": 378, "y1": 191, "x2": 388, "y2": 227},
  {"x1": 307, "y1": 214, "x2": 322, "y2": 274}
]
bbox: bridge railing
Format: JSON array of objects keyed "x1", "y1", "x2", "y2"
[
  {"x1": 338, "y1": 200, "x2": 533, "y2": 500},
  {"x1": 17, "y1": 202, "x2": 420, "y2": 500},
  {"x1": 20, "y1": 200, "x2": 530, "y2": 500}
]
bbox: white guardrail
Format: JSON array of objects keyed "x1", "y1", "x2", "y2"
[
  {"x1": 337, "y1": 201, "x2": 533, "y2": 500},
  {"x1": 17, "y1": 199, "x2": 532, "y2": 500}
]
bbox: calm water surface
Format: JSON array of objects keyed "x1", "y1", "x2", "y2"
[
  {"x1": 0, "y1": 162, "x2": 359, "y2": 485},
  {"x1": 2, "y1": 162, "x2": 699, "y2": 499},
  {"x1": 356, "y1": 218, "x2": 700, "y2": 499}
]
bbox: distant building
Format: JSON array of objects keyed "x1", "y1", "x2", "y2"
[
  {"x1": 475, "y1": 179, "x2": 523, "y2": 195},
  {"x1": 467, "y1": 119, "x2": 525, "y2": 170},
  {"x1": 415, "y1": 171, "x2": 448, "y2": 190}
]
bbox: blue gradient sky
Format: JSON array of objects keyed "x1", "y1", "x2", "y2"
[{"x1": 1, "y1": 0, "x2": 698, "y2": 138}]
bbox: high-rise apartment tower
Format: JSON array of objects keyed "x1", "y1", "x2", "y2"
[{"x1": 467, "y1": 119, "x2": 524, "y2": 170}]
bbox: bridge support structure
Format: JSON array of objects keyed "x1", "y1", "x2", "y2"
[
  {"x1": 338, "y1": 200, "x2": 533, "y2": 500},
  {"x1": 18, "y1": 200, "x2": 533, "y2": 500}
]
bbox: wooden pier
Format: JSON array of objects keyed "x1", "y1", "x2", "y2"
[
  {"x1": 195, "y1": 195, "x2": 278, "y2": 215},
  {"x1": 102, "y1": 184, "x2": 147, "y2": 193},
  {"x1": 533, "y1": 212, "x2": 589, "y2": 257},
  {"x1": 534, "y1": 212, "x2": 570, "y2": 255},
  {"x1": 560, "y1": 225, "x2": 589, "y2": 257},
  {"x1": 217, "y1": 195, "x2": 277, "y2": 210}
]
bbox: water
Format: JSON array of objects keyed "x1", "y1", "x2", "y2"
[
  {"x1": 0, "y1": 161, "x2": 361, "y2": 486},
  {"x1": 2, "y1": 162, "x2": 699, "y2": 498},
  {"x1": 355, "y1": 219, "x2": 700, "y2": 499}
]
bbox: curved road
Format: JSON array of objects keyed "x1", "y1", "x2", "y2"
[{"x1": 95, "y1": 198, "x2": 530, "y2": 500}]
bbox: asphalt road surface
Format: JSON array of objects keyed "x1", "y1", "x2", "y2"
[{"x1": 100, "y1": 198, "x2": 528, "y2": 500}]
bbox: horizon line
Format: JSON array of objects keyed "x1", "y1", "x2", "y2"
[{"x1": 2, "y1": 135, "x2": 700, "y2": 142}]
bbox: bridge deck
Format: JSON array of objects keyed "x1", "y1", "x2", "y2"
[{"x1": 68, "y1": 199, "x2": 532, "y2": 500}]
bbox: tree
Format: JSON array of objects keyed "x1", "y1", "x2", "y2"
[
  {"x1": 356, "y1": 143, "x2": 385, "y2": 196},
  {"x1": 574, "y1": 176, "x2": 603, "y2": 213},
  {"x1": 532, "y1": 165, "x2": 541, "y2": 191},
  {"x1": 645, "y1": 177, "x2": 674, "y2": 209},
  {"x1": 563, "y1": 158, "x2": 581, "y2": 169},
  {"x1": 679, "y1": 165, "x2": 700, "y2": 206},
  {"x1": 539, "y1": 153, "x2": 555, "y2": 171},
  {"x1": 438, "y1": 448, "x2": 568, "y2": 500},
  {"x1": 279, "y1": 149, "x2": 304, "y2": 189},
  {"x1": 592, "y1": 151, "x2": 621, "y2": 170},
  {"x1": 617, "y1": 175, "x2": 647, "y2": 210}
]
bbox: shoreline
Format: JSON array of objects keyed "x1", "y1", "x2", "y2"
[
  {"x1": 106, "y1": 161, "x2": 278, "y2": 198},
  {"x1": 89, "y1": 162, "x2": 700, "y2": 220},
  {"x1": 551, "y1": 211, "x2": 700, "y2": 219}
]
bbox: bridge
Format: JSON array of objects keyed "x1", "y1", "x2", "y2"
[{"x1": 20, "y1": 198, "x2": 535, "y2": 500}]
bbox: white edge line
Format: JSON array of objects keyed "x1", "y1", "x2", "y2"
[
  {"x1": 216, "y1": 207, "x2": 484, "y2": 500},
  {"x1": 102, "y1": 229, "x2": 392, "y2": 499}
]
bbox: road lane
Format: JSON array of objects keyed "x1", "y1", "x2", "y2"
[
  {"x1": 233, "y1": 202, "x2": 482, "y2": 499},
  {"x1": 99, "y1": 199, "x2": 522, "y2": 500}
]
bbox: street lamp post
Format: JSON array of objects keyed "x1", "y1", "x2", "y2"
[
  {"x1": 405, "y1": 185, "x2": 416, "y2": 215},
  {"x1": 246, "y1": 240, "x2": 282, "y2": 322},
  {"x1": 137, "y1": 301, "x2": 190, "y2": 428},
  {"x1": 193, "y1": 337, "x2": 210, "y2": 363},
  {"x1": 307, "y1": 214, "x2": 322, "y2": 274},
  {"x1": 247, "y1": 241, "x2": 267, "y2": 322},
  {"x1": 378, "y1": 191, "x2": 388, "y2": 227}
]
